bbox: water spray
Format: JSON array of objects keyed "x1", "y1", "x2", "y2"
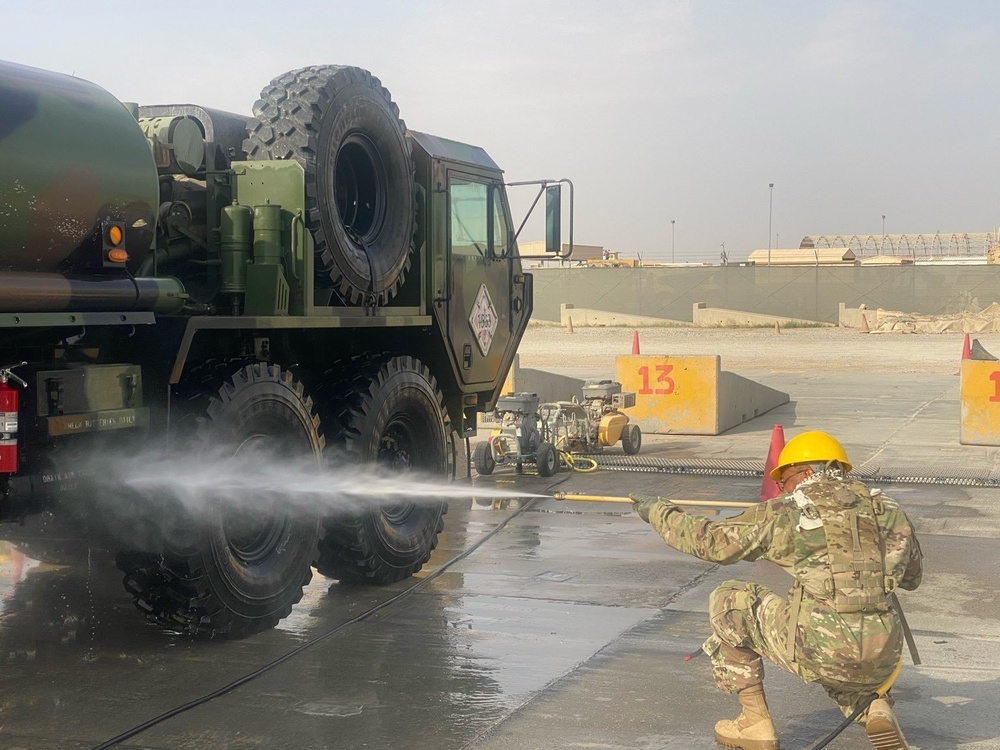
[
  {"x1": 67, "y1": 442, "x2": 759, "y2": 516},
  {"x1": 114, "y1": 453, "x2": 549, "y2": 506},
  {"x1": 55, "y1": 445, "x2": 752, "y2": 525},
  {"x1": 41, "y1": 446, "x2": 554, "y2": 554}
]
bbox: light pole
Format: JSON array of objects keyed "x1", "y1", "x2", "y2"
[
  {"x1": 768, "y1": 183, "x2": 774, "y2": 265},
  {"x1": 881, "y1": 214, "x2": 886, "y2": 255},
  {"x1": 671, "y1": 219, "x2": 675, "y2": 263}
]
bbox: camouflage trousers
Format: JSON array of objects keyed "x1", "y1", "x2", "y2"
[{"x1": 702, "y1": 580, "x2": 902, "y2": 717}]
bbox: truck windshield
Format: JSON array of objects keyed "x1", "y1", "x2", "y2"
[
  {"x1": 449, "y1": 178, "x2": 488, "y2": 257},
  {"x1": 449, "y1": 177, "x2": 510, "y2": 258}
]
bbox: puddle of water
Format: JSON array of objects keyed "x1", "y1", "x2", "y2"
[
  {"x1": 294, "y1": 700, "x2": 364, "y2": 717},
  {"x1": 437, "y1": 594, "x2": 654, "y2": 701}
]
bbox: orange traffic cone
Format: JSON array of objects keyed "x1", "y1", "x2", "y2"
[
  {"x1": 962, "y1": 333, "x2": 971, "y2": 360},
  {"x1": 566, "y1": 315, "x2": 574, "y2": 334},
  {"x1": 631, "y1": 330, "x2": 640, "y2": 355},
  {"x1": 760, "y1": 424, "x2": 785, "y2": 502}
]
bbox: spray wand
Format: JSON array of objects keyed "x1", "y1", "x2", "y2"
[{"x1": 551, "y1": 492, "x2": 754, "y2": 510}]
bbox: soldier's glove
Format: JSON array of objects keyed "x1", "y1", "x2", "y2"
[{"x1": 629, "y1": 493, "x2": 663, "y2": 523}]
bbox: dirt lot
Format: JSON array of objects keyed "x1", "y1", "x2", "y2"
[{"x1": 517, "y1": 324, "x2": 1000, "y2": 374}]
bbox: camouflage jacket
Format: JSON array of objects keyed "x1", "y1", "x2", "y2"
[
  {"x1": 647, "y1": 475, "x2": 922, "y2": 598},
  {"x1": 647, "y1": 474, "x2": 922, "y2": 677}
]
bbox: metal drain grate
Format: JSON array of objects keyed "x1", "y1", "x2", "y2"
[
  {"x1": 593, "y1": 455, "x2": 1000, "y2": 488},
  {"x1": 595, "y1": 456, "x2": 763, "y2": 478}
]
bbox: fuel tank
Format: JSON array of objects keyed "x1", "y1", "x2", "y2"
[{"x1": 0, "y1": 61, "x2": 158, "y2": 273}]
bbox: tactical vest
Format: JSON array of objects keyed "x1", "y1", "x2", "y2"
[{"x1": 791, "y1": 476, "x2": 892, "y2": 614}]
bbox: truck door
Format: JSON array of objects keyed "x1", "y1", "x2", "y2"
[{"x1": 446, "y1": 171, "x2": 528, "y2": 388}]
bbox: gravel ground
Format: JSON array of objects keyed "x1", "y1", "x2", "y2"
[{"x1": 516, "y1": 324, "x2": 1000, "y2": 374}]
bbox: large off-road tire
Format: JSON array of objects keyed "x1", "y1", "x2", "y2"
[
  {"x1": 473, "y1": 440, "x2": 495, "y2": 476},
  {"x1": 621, "y1": 423, "x2": 642, "y2": 455},
  {"x1": 317, "y1": 356, "x2": 450, "y2": 584},
  {"x1": 244, "y1": 65, "x2": 415, "y2": 306},
  {"x1": 117, "y1": 363, "x2": 323, "y2": 637}
]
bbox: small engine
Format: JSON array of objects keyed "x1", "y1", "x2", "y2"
[
  {"x1": 494, "y1": 393, "x2": 544, "y2": 453},
  {"x1": 536, "y1": 380, "x2": 641, "y2": 456},
  {"x1": 581, "y1": 379, "x2": 636, "y2": 424},
  {"x1": 475, "y1": 393, "x2": 560, "y2": 477}
]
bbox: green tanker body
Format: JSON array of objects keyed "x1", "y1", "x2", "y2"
[
  {"x1": 0, "y1": 61, "x2": 159, "y2": 272},
  {"x1": 0, "y1": 60, "x2": 571, "y2": 637}
]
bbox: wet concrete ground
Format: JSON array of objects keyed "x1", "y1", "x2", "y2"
[{"x1": 1, "y1": 363, "x2": 998, "y2": 749}]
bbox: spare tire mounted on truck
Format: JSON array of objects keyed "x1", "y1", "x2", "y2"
[{"x1": 244, "y1": 65, "x2": 416, "y2": 307}]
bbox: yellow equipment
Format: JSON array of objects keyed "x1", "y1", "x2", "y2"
[
  {"x1": 770, "y1": 430, "x2": 852, "y2": 480},
  {"x1": 538, "y1": 380, "x2": 641, "y2": 455}
]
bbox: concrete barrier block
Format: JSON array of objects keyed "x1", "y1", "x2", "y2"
[
  {"x1": 616, "y1": 355, "x2": 721, "y2": 434},
  {"x1": 693, "y1": 302, "x2": 831, "y2": 328},
  {"x1": 616, "y1": 354, "x2": 788, "y2": 435},
  {"x1": 559, "y1": 303, "x2": 685, "y2": 327},
  {"x1": 717, "y1": 371, "x2": 789, "y2": 432},
  {"x1": 839, "y1": 303, "x2": 872, "y2": 328},
  {"x1": 960, "y1": 359, "x2": 1000, "y2": 445},
  {"x1": 508, "y1": 357, "x2": 585, "y2": 405},
  {"x1": 484, "y1": 355, "x2": 585, "y2": 426}
]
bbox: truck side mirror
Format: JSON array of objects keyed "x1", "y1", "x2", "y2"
[
  {"x1": 506, "y1": 177, "x2": 572, "y2": 258},
  {"x1": 545, "y1": 185, "x2": 561, "y2": 254}
]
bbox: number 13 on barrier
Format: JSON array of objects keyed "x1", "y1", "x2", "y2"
[
  {"x1": 990, "y1": 371, "x2": 1000, "y2": 402},
  {"x1": 637, "y1": 364, "x2": 674, "y2": 395}
]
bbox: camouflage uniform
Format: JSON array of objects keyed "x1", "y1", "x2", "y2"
[{"x1": 645, "y1": 471, "x2": 922, "y2": 717}]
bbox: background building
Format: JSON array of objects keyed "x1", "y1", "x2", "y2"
[
  {"x1": 746, "y1": 248, "x2": 855, "y2": 266},
  {"x1": 801, "y1": 233, "x2": 997, "y2": 260}
]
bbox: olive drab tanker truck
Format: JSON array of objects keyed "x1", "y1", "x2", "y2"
[{"x1": 0, "y1": 60, "x2": 571, "y2": 637}]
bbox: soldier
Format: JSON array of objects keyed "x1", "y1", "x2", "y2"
[{"x1": 630, "y1": 431, "x2": 921, "y2": 750}]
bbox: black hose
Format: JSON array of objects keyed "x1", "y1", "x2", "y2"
[
  {"x1": 806, "y1": 692, "x2": 876, "y2": 750},
  {"x1": 123, "y1": 263, "x2": 141, "y2": 309},
  {"x1": 683, "y1": 646, "x2": 703, "y2": 661},
  {"x1": 807, "y1": 655, "x2": 902, "y2": 749}
]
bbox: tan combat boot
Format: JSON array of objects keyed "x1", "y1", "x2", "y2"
[
  {"x1": 865, "y1": 698, "x2": 910, "y2": 749},
  {"x1": 713, "y1": 683, "x2": 780, "y2": 750}
]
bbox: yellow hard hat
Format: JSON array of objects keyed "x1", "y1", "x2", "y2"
[{"x1": 769, "y1": 430, "x2": 852, "y2": 480}]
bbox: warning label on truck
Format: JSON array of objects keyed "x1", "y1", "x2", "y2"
[{"x1": 469, "y1": 283, "x2": 498, "y2": 356}]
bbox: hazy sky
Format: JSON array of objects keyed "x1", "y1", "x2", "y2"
[{"x1": 6, "y1": 1, "x2": 998, "y2": 262}]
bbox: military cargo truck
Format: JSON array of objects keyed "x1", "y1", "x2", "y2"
[{"x1": 0, "y1": 61, "x2": 570, "y2": 636}]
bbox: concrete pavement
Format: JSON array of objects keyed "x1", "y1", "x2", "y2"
[{"x1": 0, "y1": 363, "x2": 996, "y2": 748}]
